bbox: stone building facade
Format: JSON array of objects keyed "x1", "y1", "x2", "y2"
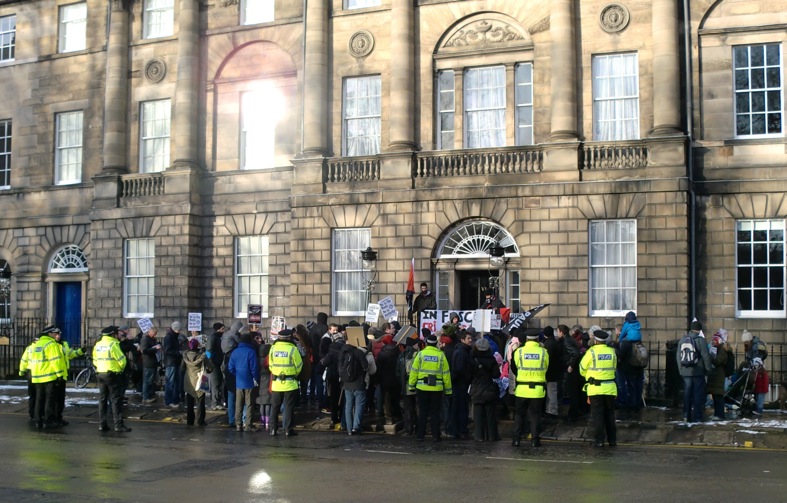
[{"x1": 0, "y1": 0, "x2": 784, "y2": 347}]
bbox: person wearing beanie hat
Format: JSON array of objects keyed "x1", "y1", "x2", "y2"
[
  {"x1": 183, "y1": 334, "x2": 212, "y2": 426},
  {"x1": 228, "y1": 328, "x2": 262, "y2": 433},
  {"x1": 510, "y1": 326, "x2": 549, "y2": 447},
  {"x1": 708, "y1": 329, "x2": 730, "y2": 420},
  {"x1": 469, "y1": 335, "x2": 500, "y2": 442},
  {"x1": 620, "y1": 311, "x2": 642, "y2": 343},
  {"x1": 579, "y1": 328, "x2": 617, "y2": 447},
  {"x1": 677, "y1": 320, "x2": 713, "y2": 423},
  {"x1": 541, "y1": 326, "x2": 562, "y2": 418},
  {"x1": 206, "y1": 322, "x2": 226, "y2": 410},
  {"x1": 93, "y1": 323, "x2": 131, "y2": 433},
  {"x1": 751, "y1": 356, "x2": 769, "y2": 415},
  {"x1": 408, "y1": 328, "x2": 452, "y2": 442}
]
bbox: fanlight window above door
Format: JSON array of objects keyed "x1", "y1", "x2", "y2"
[
  {"x1": 437, "y1": 220, "x2": 518, "y2": 259},
  {"x1": 49, "y1": 245, "x2": 88, "y2": 273}
]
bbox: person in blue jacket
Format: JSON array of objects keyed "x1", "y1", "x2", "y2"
[
  {"x1": 619, "y1": 311, "x2": 642, "y2": 342},
  {"x1": 228, "y1": 333, "x2": 260, "y2": 432}
]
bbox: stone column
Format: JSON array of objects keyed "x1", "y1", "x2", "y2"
[
  {"x1": 171, "y1": 0, "x2": 200, "y2": 169},
  {"x1": 388, "y1": 0, "x2": 415, "y2": 151},
  {"x1": 102, "y1": 0, "x2": 130, "y2": 173},
  {"x1": 302, "y1": 0, "x2": 329, "y2": 156},
  {"x1": 549, "y1": 0, "x2": 578, "y2": 141},
  {"x1": 651, "y1": 0, "x2": 682, "y2": 135}
]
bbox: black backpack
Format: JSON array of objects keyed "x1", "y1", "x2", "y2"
[
  {"x1": 679, "y1": 334, "x2": 700, "y2": 367},
  {"x1": 628, "y1": 341, "x2": 649, "y2": 368},
  {"x1": 339, "y1": 349, "x2": 361, "y2": 382},
  {"x1": 724, "y1": 349, "x2": 736, "y2": 377}
]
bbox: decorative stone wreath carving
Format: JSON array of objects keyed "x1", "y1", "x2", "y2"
[
  {"x1": 349, "y1": 30, "x2": 375, "y2": 58},
  {"x1": 444, "y1": 20, "x2": 524, "y2": 47},
  {"x1": 599, "y1": 3, "x2": 630, "y2": 33},
  {"x1": 144, "y1": 58, "x2": 167, "y2": 84},
  {"x1": 219, "y1": 0, "x2": 240, "y2": 6}
]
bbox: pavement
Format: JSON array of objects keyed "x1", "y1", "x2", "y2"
[{"x1": 1, "y1": 380, "x2": 786, "y2": 449}]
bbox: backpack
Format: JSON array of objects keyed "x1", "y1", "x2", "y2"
[
  {"x1": 628, "y1": 341, "x2": 649, "y2": 368},
  {"x1": 724, "y1": 349, "x2": 736, "y2": 377},
  {"x1": 338, "y1": 349, "x2": 361, "y2": 382},
  {"x1": 679, "y1": 335, "x2": 699, "y2": 367}
]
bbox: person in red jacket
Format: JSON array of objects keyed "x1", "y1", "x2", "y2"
[{"x1": 751, "y1": 357, "x2": 769, "y2": 416}]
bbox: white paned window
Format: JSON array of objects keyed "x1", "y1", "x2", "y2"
[
  {"x1": 592, "y1": 53, "x2": 640, "y2": 141},
  {"x1": 58, "y1": 2, "x2": 87, "y2": 53},
  {"x1": 144, "y1": 0, "x2": 174, "y2": 39},
  {"x1": 734, "y1": 44, "x2": 782, "y2": 137},
  {"x1": 55, "y1": 111, "x2": 83, "y2": 185},
  {"x1": 436, "y1": 270, "x2": 450, "y2": 311},
  {"x1": 736, "y1": 219, "x2": 785, "y2": 318},
  {"x1": 235, "y1": 236, "x2": 269, "y2": 318},
  {"x1": 242, "y1": 0, "x2": 274, "y2": 25},
  {"x1": 436, "y1": 70, "x2": 455, "y2": 150},
  {"x1": 465, "y1": 66, "x2": 506, "y2": 148},
  {"x1": 332, "y1": 228, "x2": 371, "y2": 315},
  {"x1": 515, "y1": 63, "x2": 534, "y2": 146},
  {"x1": 240, "y1": 91, "x2": 276, "y2": 169},
  {"x1": 0, "y1": 15, "x2": 16, "y2": 62},
  {"x1": 343, "y1": 76, "x2": 381, "y2": 156},
  {"x1": 140, "y1": 99, "x2": 171, "y2": 173},
  {"x1": 124, "y1": 238, "x2": 155, "y2": 318},
  {"x1": 589, "y1": 220, "x2": 637, "y2": 316},
  {"x1": 0, "y1": 119, "x2": 10, "y2": 189},
  {"x1": 507, "y1": 270, "x2": 521, "y2": 313},
  {"x1": 345, "y1": 0, "x2": 381, "y2": 8}
]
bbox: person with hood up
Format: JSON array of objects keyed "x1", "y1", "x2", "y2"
[
  {"x1": 619, "y1": 311, "x2": 642, "y2": 342},
  {"x1": 470, "y1": 337, "x2": 501, "y2": 441},
  {"x1": 221, "y1": 320, "x2": 243, "y2": 426},
  {"x1": 182, "y1": 338, "x2": 213, "y2": 426},
  {"x1": 228, "y1": 332, "x2": 260, "y2": 432}
]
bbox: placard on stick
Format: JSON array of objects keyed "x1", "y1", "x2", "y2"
[
  {"x1": 188, "y1": 312, "x2": 202, "y2": 332},
  {"x1": 247, "y1": 304, "x2": 262, "y2": 325},
  {"x1": 346, "y1": 326, "x2": 366, "y2": 348}
]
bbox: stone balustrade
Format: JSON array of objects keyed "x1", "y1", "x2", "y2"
[
  {"x1": 120, "y1": 173, "x2": 164, "y2": 198},
  {"x1": 325, "y1": 156, "x2": 381, "y2": 183},
  {"x1": 582, "y1": 141, "x2": 649, "y2": 170}
]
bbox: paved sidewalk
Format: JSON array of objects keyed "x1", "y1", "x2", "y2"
[{"x1": 2, "y1": 381, "x2": 786, "y2": 449}]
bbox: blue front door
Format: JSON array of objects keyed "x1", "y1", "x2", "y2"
[{"x1": 55, "y1": 282, "x2": 81, "y2": 347}]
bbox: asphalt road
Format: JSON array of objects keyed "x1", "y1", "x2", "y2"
[{"x1": 0, "y1": 413, "x2": 784, "y2": 503}]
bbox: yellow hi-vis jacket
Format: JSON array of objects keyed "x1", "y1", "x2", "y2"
[
  {"x1": 19, "y1": 341, "x2": 37, "y2": 376},
  {"x1": 579, "y1": 343, "x2": 618, "y2": 396},
  {"x1": 30, "y1": 335, "x2": 67, "y2": 383},
  {"x1": 93, "y1": 335, "x2": 127, "y2": 374},
  {"x1": 60, "y1": 341, "x2": 84, "y2": 370},
  {"x1": 408, "y1": 345, "x2": 452, "y2": 394},
  {"x1": 269, "y1": 341, "x2": 303, "y2": 392},
  {"x1": 513, "y1": 340, "x2": 549, "y2": 399}
]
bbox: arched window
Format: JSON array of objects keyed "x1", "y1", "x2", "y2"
[
  {"x1": 49, "y1": 245, "x2": 88, "y2": 273},
  {"x1": 437, "y1": 220, "x2": 519, "y2": 259}
]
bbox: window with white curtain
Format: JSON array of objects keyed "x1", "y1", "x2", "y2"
[
  {"x1": 592, "y1": 53, "x2": 640, "y2": 141},
  {"x1": 515, "y1": 63, "x2": 534, "y2": 146},
  {"x1": 589, "y1": 220, "x2": 637, "y2": 316},
  {"x1": 242, "y1": 0, "x2": 273, "y2": 24},
  {"x1": 124, "y1": 238, "x2": 155, "y2": 318},
  {"x1": 140, "y1": 99, "x2": 171, "y2": 173},
  {"x1": 332, "y1": 228, "x2": 371, "y2": 315},
  {"x1": 464, "y1": 66, "x2": 506, "y2": 148},
  {"x1": 235, "y1": 236, "x2": 269, "y2": 318},
  {"x1": 343, "y1": 76, "x2": 381, "y2": 156},
  {"x1": 240, "y1": 91, "x2": 276, "y2": 169},
  {"x1": 734, "y1": 44, "x2": 782, "y2": 137},
  {"x1": 436, "y1": 70, "x2": 455, "y2": 150},
  {"x1": 345, "y1": 0, "x2": 381, "y2": 9},
  {"x1": 58, "y1": 2, "x2": 87, "y2": 53},
  {"x1": 0, "y1": 15, "x2": 16, "y2": 62},
  {"x1": 55, "y1": 111, "x2": 83, "y2": 185},
  {"x1": 144, "y1": 0, "x2": 174, "y2": 39},
  {"x1": 0, "y1": 119, "x2": 10, "y2": 189},
  {"x1": 736, "y1": 219, "x2": 785, "y2": 318}
]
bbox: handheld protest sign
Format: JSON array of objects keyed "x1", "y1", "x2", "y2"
[
  {"x1": 247, "y1": 304, "x2": 263, "y2": 325},
  {"x1": 346, "y1": 326, "x2": 366, "y2": 348},
  {"x1": 188, "y1": 312, "x2": 202, "y2": 332},
  {"x1": 393, "y1": 325, "x2": 416, "y2": 344}
]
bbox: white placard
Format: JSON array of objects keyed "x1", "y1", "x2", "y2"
[
  {"x1": 365, "y1": 304, "x2": 381, "y2": 324},
  {"x1": 270, "y1": 316, "x2": 286, "y2": 335},
  {"x1": 188, "y1": 312, "x2": 202, "y2": 332},
  {"x1": 137, "y1": 317, "x2": 153, "y2": 333},
  {"x1": 472, "y1": 309, "x2": 494, "y2": 333},
  {"x1": 378, "y1": 296, "x2": 397, "y2": 320}
]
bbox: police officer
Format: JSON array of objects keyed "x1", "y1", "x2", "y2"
[
  {"x1": 511, "y1": 328, "x2": 549, "y2": 447},
  {"x1": 94, "y1": 326, "x2": 131, "y2": 433},
  {"x1": 30, "y1": 326, "x2": 67, "y2": 429},
  {"x1": 579, "y1": 329, "x2": 618, "y2": 447},
  {"x1": 268, "y1": 328, "x2": 303, "y2": 437},
  {"x1": 53, "y1": 330, "x2": 85, "y2": 426},
  {"x1": 408, "y1": 332, "x2": 452, "y2": 442},
  {"x1": 18, "y1": 335, "x2": 39, "y2": 422}
]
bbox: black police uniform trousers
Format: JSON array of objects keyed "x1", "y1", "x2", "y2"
[
  {"x1": 26, "y1": 373, "x2": 36, "y2": 420},
  {"x1": 589, "y1": 394, "x2": 617, "y2": 445},
  {"x1": 513, "y1": 395, "x2": 544, "y2": 442},
  {"x1": 97, "y1": 372, "x2": 125, "y2": 429},
  {"x1": 34, "y1": 380, "x2": 58, "y2": 427},
  {"x1": 54, "y1": 377, "x2": 67, "y2": 421},
  {"x1": 416, "y1": 389, "x2": 444, "y2": 440},
  {"x1": 270, "y1": 389, "x2": 298, "y2": 433}
]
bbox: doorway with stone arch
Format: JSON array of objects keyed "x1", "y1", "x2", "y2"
[
  {"x1": 433, "y1": 219, "x2": 520, "y2": 312},
  {"x1": 46, "y1": 244, "x2": 89, "y2": 347}
]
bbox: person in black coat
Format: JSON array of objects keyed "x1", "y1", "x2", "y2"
[
  {"x1": 558, "y1": 324, "x2": 584, "y2": 421},
  {"x1": 542, "y1": 326, "x2": 563, "y2": 417},
  {"x1": 450, "y1": 331, "x2": 474, "y2": 439},
  {"x1": 206, "y1": 323, "x2": 225, "y2": 409},
  {"x1": 376, "y1": 337, "x2": 402, "y2": 426},
  {"x1": 469, "y1": 338, "x2": 501, "y2": 441}
]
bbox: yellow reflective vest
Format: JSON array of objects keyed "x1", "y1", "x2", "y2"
[
  {"x1": 93, "y1": 335, "x2": 127, "y2": 374},
  {"x1": 19, "y1": 341, "x2": 37, "y2": 377},
  {"x1": 513, "y1": 341, "x2": 549, "y2": 399},
  {"x1": 268, "y1": 341, "x2": 303, "y2": 392},
  {"x1": 60, "y1": 341, "x2": 84, "y2": 370},
  {"x1": 30, "y1": 335, "x2": 67, "y2": 383},
  {"x1": 408, "y1": 345, "x2": 452, "y2": 394},
  {"x1": 579, "y1": 343, "x2": 617, "y2": 397}
]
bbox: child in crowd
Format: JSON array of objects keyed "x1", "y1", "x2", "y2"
[{"x1": 752, "y1": 357, "x2": 769, "y2": 416}]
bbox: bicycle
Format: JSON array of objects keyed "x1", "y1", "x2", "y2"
[{"x1": 74, "y1": 355, "x2": 97, "y2": 389}]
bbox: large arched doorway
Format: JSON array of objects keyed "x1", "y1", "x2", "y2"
[
  {"x1": 47, "y1": 245, "x2": 88, "y2": 347},
  {"x1": 434, "y1": 220, "x2": 519, "y2": 311}
]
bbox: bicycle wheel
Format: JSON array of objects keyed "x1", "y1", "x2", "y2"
[{"x1": 75, "y1": 367, "x2": 94, "y2": 389}]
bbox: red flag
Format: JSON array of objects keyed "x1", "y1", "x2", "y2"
[{"x1": 405, "y1": 258, "x2": 415, "y2": 311}]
